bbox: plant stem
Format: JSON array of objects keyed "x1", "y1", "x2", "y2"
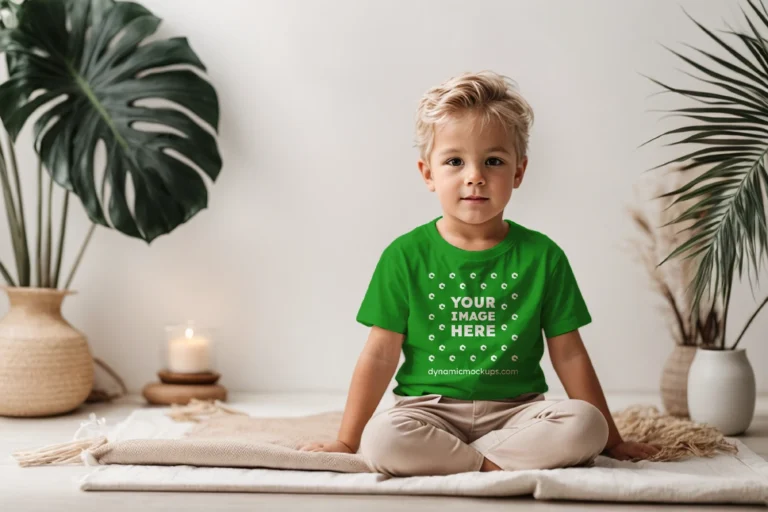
[
  {"x1": 721, "y1": 283, "x2": 732, "y2": 350},
  {"x1": 664, "y1": 288, "x2": 689, "y2": 344},
  {"x1": 35, "y1": 160, "x2": 42, "y2": 287},
  {"x1": 52, "y1": 191, "x2": 69, "y2": 288},
  {"x1": 704, "y1": 297, "x2": 717, "y2": 347},
  {"x1": 5, "y1": 134, "x2": 29, "y2": 286},
  {"x1": 42, "y1": 174, "x2": 53, "y2": 288},
  {"x1": 64, "y1": 223, "x2": 96, "y2": 291},
  {"x1": 731, "y1": 296, "x2": 768, "y2": 350},
  {"x1": 0, "y1": 258, "x2": 15, "y2": 286},
  {"x1": 0, "y1": 148, "x2": 24, "y2": 285}
]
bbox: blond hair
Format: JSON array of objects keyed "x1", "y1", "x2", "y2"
[{"x1": 415, "y1": 70, "x2": 534, "y2": 164}]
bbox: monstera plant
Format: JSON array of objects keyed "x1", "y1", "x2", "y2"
[
  {"x1": 0, "y1": 0, "x2": 222, "y2": 417},
  {"x1": 0, "y1": 0, "x2": 222, "y2": 289}
]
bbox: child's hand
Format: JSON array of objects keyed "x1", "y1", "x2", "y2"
[
  {"x1": 298, "y1": 440, "x2": 355, "y2": 454},
  {"x1": 604, "y1": 441, "x2": 661, "y2": 461}
]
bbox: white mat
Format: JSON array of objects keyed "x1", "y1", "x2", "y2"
[{"x1": 79, "y1": 404, "x2": 768, "y2": 505}]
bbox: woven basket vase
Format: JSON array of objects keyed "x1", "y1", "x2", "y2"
[
  {"x1": 0, "y1": 287, "x2": 93, "y2": 417},
  {"x1": 660, "y1": 344, "x2": 697, "y2": 418}
]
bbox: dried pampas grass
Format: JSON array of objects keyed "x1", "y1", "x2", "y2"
[
  {"x1": 613, "y1": 405, "x2": 738, "y2": 461},
  {"x1": 626, "y1": 166, "x2": 724, "y2": 347}
]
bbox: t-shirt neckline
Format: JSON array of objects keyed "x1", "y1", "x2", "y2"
[{"x1": 427, "y1": 216, "x2": 517, "y2": 261}]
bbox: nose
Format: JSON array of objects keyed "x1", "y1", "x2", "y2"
[{"x1": 464, "y1": 166, "x2": 486, "y2": 186}]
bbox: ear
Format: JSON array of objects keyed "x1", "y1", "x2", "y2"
[
  {"x1": 417, "y1": 159, "x2": 436, "y2": 192},
  {"x1": 513, "y1": 156, "x2": 528, "y2": 189}
]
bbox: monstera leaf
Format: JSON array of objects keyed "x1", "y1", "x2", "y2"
[{"x1": 0, "y1": 0, "x2": 222, "y2": 242}]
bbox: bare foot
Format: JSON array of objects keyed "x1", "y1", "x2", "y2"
[{"x1": 480, "y1": 457, "x2": 502, "y2": 472}]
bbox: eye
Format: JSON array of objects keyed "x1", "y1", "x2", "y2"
[
  {"x1": 446, "y1": 158, "x2": 462, "y2": 166},
  {"x1": 487, "y1": 157, "x2": 504, "y2": 166}
]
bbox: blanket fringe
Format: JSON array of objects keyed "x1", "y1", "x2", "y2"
[
  {"x1": 13, "y1": 436, "x2": 108, "y2": 467},
  {"x1": 12, "y1": 412, "x2": 111, "y2": 467},
  {"x1": 166, "y1": 398, "x2": 249, "y2": 423},
  {"x1": 613, "y1": 405, "x2": 738, "y2": 461}
]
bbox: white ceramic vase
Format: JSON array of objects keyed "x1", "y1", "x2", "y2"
[{"x1": 687, "y1": 347, "x2": 756, "y2": 436}]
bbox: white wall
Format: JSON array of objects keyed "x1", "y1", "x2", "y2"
[{"x1": 1, "y1": 0, "x2": 765, "y2": 395}]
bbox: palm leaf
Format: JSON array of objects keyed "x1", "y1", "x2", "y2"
[
  {"x1": 644, "y1": 0, "x2": 768, "y2": 325},
  {"x1": 0, "y1": 0, "x2": 222, "y2": 243}
]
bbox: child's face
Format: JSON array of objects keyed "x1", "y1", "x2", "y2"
[{"x1": 418, "y1": 112, "x2": 527, "y2": 227}]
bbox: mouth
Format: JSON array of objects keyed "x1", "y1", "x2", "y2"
[{"x1": 461, "y1": 196, "x2": 489, "y2": 203}]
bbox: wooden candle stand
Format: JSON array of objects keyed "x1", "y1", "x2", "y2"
[{"x1": 142, "y1": 370, "x2": 227, "y2": 405}]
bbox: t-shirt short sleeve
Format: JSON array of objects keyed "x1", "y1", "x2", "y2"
[
  {"x1": 541, "y1": 248, "x2": 592, "y2": 338},
  {"x1": 356, "y1": 243, "x2": 409, "y2": 334}
]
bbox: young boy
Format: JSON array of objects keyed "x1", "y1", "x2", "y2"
[{"x1": 300, "y1": 71, "x2": 659, "y2": 476}]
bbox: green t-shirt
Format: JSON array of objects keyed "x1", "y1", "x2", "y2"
[{"x1": 356, "y1": 216, "x2": 592, "y2": 400}]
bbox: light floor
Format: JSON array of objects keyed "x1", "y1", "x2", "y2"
[{"x1": 1, "y1": 391, "x2": 767, "y2": 512}]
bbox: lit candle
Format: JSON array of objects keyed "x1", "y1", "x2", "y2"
[{"x1": 167, "y1": 327, "x2": 211, "y2": 373}]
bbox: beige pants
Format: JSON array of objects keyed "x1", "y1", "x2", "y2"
[{"x1": 359, "y1": 393, "x2": 609, "y2": 477}]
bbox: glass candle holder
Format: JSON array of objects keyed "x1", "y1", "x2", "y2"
[{"x1": 163, "y1": 322, "x2": 217, "y2": 374}]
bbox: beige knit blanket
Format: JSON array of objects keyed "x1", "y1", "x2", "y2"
[
  {"x1": 89, "y1": 410, "x2": 371, "y2": 472},
  {"x1": 13, "y1": 401, "x2": 739, "y2": 471},
  {"x1": 70, "y1": 402, "x2": 738, "y2": 472}
]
